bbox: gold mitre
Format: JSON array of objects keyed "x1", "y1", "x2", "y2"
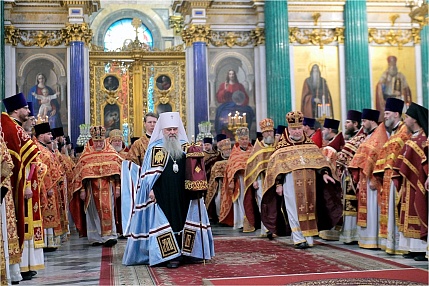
[
  {"x1": 286, "y1": 111, "x2": 304, "y2": 128},
  {"x1": 236, "y1": 127, "x2": 249, "y2": 138},
  {"x1": 217, "y1": 138, "x2": 231, "y2": 151},
  {"x1": 90, "y1": 125, "x2": 106, "y2": 140},
  {"x1": 109, "y1": 129, "x2": 123, "y2": 141},
  {"x1": 259, "y1": 118, "x2": 274, "y2": 133}
]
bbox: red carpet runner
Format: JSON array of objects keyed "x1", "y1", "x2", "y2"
[{"x1": 147, "y1": 237, "x2": 418, "y2": 285}]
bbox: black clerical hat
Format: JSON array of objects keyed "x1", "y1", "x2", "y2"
[{"x1": 406, "y1": 102, "x2": 428, "y2": 136}]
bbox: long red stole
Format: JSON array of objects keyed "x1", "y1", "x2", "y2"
[
  {"x1": 218, "y1": 143, "x2": 252, "y2": 225},
  {"x1": 205, "y1": 159, "x2": 227, "y2": 208},
  {"x1": 36, "y1": 141, "x2": 64, "y2": 233},
  {"x1": 373, "y1": 123, "x2": 410, "y2": 239},
  {"x1": 393, "y1": 130, "x2": 428, "y2": 239},
  {"x1": 348, "y1": 123, "x2": 388, "y2": 227},
  {"x1": 26, "y1": 159, "x2": 46, "y2": 248},
  {"x1": 243, "y1": 139, "x2": 274, "y2": 231},
  {"x1": 1, "y1": 113, "x2": 39, "y2": 249}
]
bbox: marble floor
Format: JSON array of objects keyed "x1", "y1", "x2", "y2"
[{"x1": 17, "y1": 225, "x2": 428, "y2": 285}]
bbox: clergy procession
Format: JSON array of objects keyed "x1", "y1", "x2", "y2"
[{"x1": 0, "y1": 92, "x2": 428, "y2": 284}]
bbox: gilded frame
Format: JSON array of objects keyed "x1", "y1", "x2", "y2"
[{"x1": 89, "y1": 50, "x2": 186, "y2": 138}]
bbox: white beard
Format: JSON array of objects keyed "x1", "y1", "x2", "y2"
[
  {"x1": 263, "y1": 136, "x2": 274, "y2": 145},
  {"x1": 113, "y1": 145, "x2": 123, "y2": 152},
  {"x1": 164, "y1": 136, "x2": 183, "y2": 160}
]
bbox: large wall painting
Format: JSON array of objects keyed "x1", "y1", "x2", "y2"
[
  {"x1": 370, "y1": 46, "x2": 416, "y2": 115},
  {"x1": 17, "y1": 48, "x2": 68, "y2": 132},
  {"x1": 208, "y1": 49, "x2": 256, "y2": 140},
  {"x1": 293, "y1": 46, "x2": 340, "y2": 123}
]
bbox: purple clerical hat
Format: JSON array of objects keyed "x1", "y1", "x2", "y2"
[
  {"x1": 203, "y1": 137, "x2": 213, "y2": 144},
  {"x1": 303, "y1": 117, "x2": 316, "y2": 128},
  {"x1": 385, "y1": 98, "x2": 404, "y2": 113},
  {"x1": 361, "y1": 109, "x2": 380, "y2": 122},
  {"x1": 215, "y1": 133, "x2": 227, "y2": 142},
  {"x1": 3, "y1": 93, "x2": 27, "y2": 113},
  {"x1": 27, "y1": 102, "x2": 35, "y2": 117},
  {"x1": 323, "y1": 118, "x2": 340, "y2": 130},
  {"x1": 346, "y1": 110, "x2": 362, "y2": 122}
]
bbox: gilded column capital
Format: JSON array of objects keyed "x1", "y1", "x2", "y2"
[
  {"x1": 181, "y1": 24, "x2": 211, "y2": 47},
  {"x1": 169, "y1": 15, "x2": 184, "y2": 36},
  {"x1": 62, "y1": 23, "x2": 92, "y2": 46},
  {"x1": 4, "y1": 26, "x2": 20, "y2": 46},
  {"x1": 251, "y1": 27, "x2": 265, "y2": 46}
]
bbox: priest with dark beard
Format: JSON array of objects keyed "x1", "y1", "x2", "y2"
[{"x1": 122, "y1": 112, "x2": 214, "y2": 268}]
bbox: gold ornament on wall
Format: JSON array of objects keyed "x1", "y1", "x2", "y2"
[
  {"x1": 4, "y1": 26, "x2": 20, "y2": 46},
  {"x1": 169, "y1": 15, "x2": 184, "y2": 36},
  {"x1": 5, "y1": 26, "x2": 65, "y2": 47},
  {"x1": 368, "y1": 27, "x2": 421, "y2": 49},
  {"x1": 250, "y1": 27, "x2": 265, "y2": 46},
  {"x1": 289, "y1": 27, "x2": 343, "y2": 49},
  {"x1": 210, "y1": 31, "x2": 253, "y2": 47}
]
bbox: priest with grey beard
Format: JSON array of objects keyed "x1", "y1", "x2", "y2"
[{"x1": 122, "y1": 112, "x2": 214, "y2": 268}]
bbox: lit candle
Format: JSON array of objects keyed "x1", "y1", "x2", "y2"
[
  {"x1": 228, "y1": 113, "x2": 232, "y2": 125},
  {"x1": 322, "y1": 95, "x2": 326, "y2": 116},
  {"x1": 243, "y1": 113, "x2": 246, "y2": 123}
]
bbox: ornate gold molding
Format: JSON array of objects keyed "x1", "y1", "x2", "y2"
[
  {"x1": 5, "y1": 25, "x2": 64, "y2": 47},
  {"x1": 250, "y1": 27, "x2": 265, "y2": 46},
  {"x1": 289, "y1": 27, "x2": 344, "y2": 48},
  {"x1": 4, "y1": 23, "x2": 92, "y2": 47},
  {"x1": 62, "y1": 23, "x2": 92, "y2": 46},
  {"x1": 169, "y1": 15, "x2": 184, "y2": 36},
  {"x1": 20, "y1": 30, "x2": 65, "y2": 47},
  {"x1": 210, "y1": 31, "x2": 252, "y2": 47},
  {"x1": 181, "y1": 24, "x2": 211, "y2": 47},
  {"x1": 4, "y1": 26, "x2": 20, "y2": 46},
  {"x1": 368, "y1": 27, "x2": 421, "y2": 48}
]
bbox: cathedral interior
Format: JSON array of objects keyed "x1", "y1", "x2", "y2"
[
  {"x1": 1, "y1": 1, "x2": 429, "y2": 285},
  {"x1": 1, "y1": 0, "x2": 428, "y2": 145}
]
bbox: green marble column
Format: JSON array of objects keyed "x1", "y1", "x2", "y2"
[
  {"x1": 421, "y1": 25, "x2": 428, "y2": 108},
  {"x1": 265, "y1": 0, "x2": 291, "y2": 125},
  {"x1": 1, "y1": 1, "x2": 4, "y2": 111},
  {"x1": 344, "y1": 0, "x2": 371, "y2": 111}
]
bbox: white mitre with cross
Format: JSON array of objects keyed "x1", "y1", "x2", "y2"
[{"x1": 149, "y1": 111, "x2": 189, "y2": 144}]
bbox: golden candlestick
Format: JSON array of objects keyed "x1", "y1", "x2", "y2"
[{"x1": 227, "y1": 111, "x2": 248, "y2": 139}]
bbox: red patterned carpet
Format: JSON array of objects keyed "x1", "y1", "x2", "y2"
[
  {"x1": 146, "y1": 237, "x2": 419, "y2": 285},
  {"x1": 104, "y1": 236, "x2": 427, "y2": 285},
  {"x1": 203, "y1": 268, "x2": 429, "y2": 285}
]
